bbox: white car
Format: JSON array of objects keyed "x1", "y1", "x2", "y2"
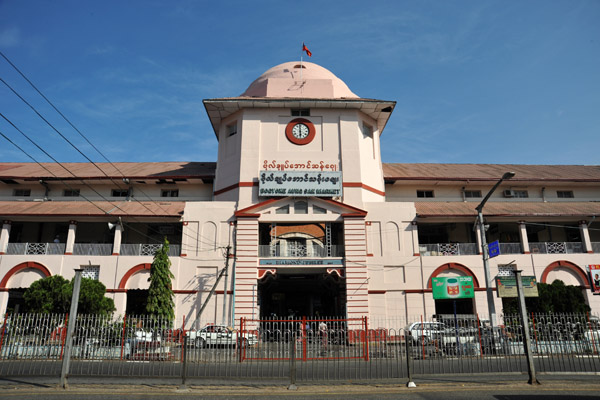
[
  {"x1": 186, "y1": 324, "x2": 258, "y2": 348},
  {"x1": 406, "y1": 322, "x2": 477, "y2": 346}
]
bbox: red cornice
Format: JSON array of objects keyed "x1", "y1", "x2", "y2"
[{"x1": 342, "y1": 182, "x2": 385, "y2": 197}]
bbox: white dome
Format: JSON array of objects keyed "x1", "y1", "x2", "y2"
[{"x1": 241, "y1": 61, "x2": 359, "y2": 99}]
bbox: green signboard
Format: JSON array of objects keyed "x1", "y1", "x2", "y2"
[
  {"x1": 496, "y1": 276, "x2": 539, "y2": 298},
  {"x1": 432, "y1": 276, "x2": 475, "y2": 300}
]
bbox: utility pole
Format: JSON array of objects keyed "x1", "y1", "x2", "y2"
[
  {"x1": 60, "y1": 269, "x2": 83, "y2": 389},
  {"x1": 195, "y1": 246, "x2": 232, "y2": 327}
]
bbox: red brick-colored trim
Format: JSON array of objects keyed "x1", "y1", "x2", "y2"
[
  {"x1": 106, "y1": 289, "x2": 127, "y2": 293},
  {"x1": 342, "y1": 182, "x2": 385, "y2": 197},
  {"x1": 540, "y1": 260, "x2": 590, "y2": 288},
  {"x1": 112, "y1": 253, "x2": 119, "y2": 256},
  {"x1": 64, "y1": 252, "x2": 72, "y2": 255},
  {"x1": 118, "y1": 263, "x2": 152, "y2": 290},
  {"x1": 427, "y1": 262, "x2": 480, "y2": 289},
  {"x1": 285, "y1": 118, "x2": 316, "y2": 145},
  {"x1": 368, "y1": 290, "x2": 387, "y2": 294},
  {"x1": 0, "y1": 261, "x2": 51, "y2": 289},
  {"x1": 214, "y1": 181, "x2": 257, "y2": 196}
]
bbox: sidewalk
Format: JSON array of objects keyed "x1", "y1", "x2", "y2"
[{"x1": 1, "y1": 373, "x2": 599, "y2": 397}]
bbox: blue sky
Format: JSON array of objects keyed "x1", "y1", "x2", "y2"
[{"x1": 0, "y1": 0, "x2": 598, "y2": 165}]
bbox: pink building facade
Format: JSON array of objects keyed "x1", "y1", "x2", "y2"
[{"x1": 1, "y1": 61, "x2": 600, "y2": 327}]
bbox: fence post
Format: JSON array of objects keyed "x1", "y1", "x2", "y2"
[
  {"x1": 60, "y1": 268, "x2": 83, "y2": 389},
  {"x1": 301, "y1": 316, "x2": 307, "y2": 362},
  {"x1": 363, "y1": 316, "x2": 369, "y2": 361},
  {"x1": 0, "y1": 313, "x2": 8, "y2": 354},
  {"x1": 120, "y1": 315, "x2": 127, "y2": 360},
  {"x1": 239, "y1": 317, "x2": 244, "y2": 363},
  {"x1": 288, "y1": 330, "x2": 297, "y2": 390},
  {"x1": 405, "y1": 329, "x2": 416, "y2": 387},
  {"x1": 179, "y1": 335, "x2": 188, "y2": 390}
]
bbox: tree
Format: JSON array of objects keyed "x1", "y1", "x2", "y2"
[
  {"x1": 145, "y1": 237, "x2": 175, "y2": 321},
  {"x1": 23, "y1": 275, "x2": 115, "y2": 315},
  {"x1": 502, "y1": 279, "x2": 591, "y2": 314}
]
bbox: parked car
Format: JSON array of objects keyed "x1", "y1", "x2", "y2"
[
  {"x1": 186, "y1": 324, "x2": 258, "y2": 348},
  {"x1": 405, "y1": 322, "x2": 448, "y2": 345}
]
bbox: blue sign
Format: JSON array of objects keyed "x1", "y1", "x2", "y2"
[{"x1": 488, "y1": 240, "x2": 500, "y2": 258}]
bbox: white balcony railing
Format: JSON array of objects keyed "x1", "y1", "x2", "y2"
[
  {"x1": 259, "y1": 245, "x2": 344, "y2": 258},
  {"x1": 120, "y1": 244, "x2": 181, "y2": 257},
  {"x1": 6, "y1": 242, "x2": 66, "y2": 255},
  {"x1": 419, "y1": 243, "x2": 478, "y2": 256},
  {"x1": 529, "y1": 242, "x2": 584, "y2": 254}
]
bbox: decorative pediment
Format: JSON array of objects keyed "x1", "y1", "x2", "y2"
[{"x1": 234, "y1": 197, "x2": 366, "y2": 219}]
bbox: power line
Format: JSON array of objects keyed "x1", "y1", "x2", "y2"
[{"x1": 0, "y1": 50, "x2": 209, "y2": 243}]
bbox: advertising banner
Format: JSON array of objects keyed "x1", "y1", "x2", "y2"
[
  {"x1": 589, "y1": 265, "x2": 600, "y2": 294},
  {"x1": 431, "y1": 276, "x2": 474, "y2": 300},
  {"x1": 496, "y1": 276, "x2": 539, "y2": 298},
  {"x1": 258, "y1": 171, "x2": 342, "y2": 197}
]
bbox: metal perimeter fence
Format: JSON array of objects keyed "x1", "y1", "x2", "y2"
[{"x1": 1, "y1": 312, "x2": 600, "y2": 383}]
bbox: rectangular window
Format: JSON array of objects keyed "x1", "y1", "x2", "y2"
[
  {"x1": 361, "y1": 123, "x2": 373, "y2": 139},
  {"x1": 275, "y1": 205, "x2": 289, "y2": 214},
  {"x1": 557, "y1": 190, "x2": 574, "y2": 198},
  {"x1": 13, "y1": 189, "x2": 31, "y2": 197},
  {"x1": 63, "y1": 189, "x2": 80, "y2": 197},
  {"x1": 111, "y1": 189, "x2": 129, "y2": 197},
  {"x1": 513, "y1": 190, "x2": 529, "y2": 198},
  {"x1": 417, "y1": 190, "x2": 434, "y2": 198},
  {"x1": 294, "y1": 200, "x2": 308, "y2": 214},
  {"x1": 313, "y1": 205, "x2": 327, "y2": 214},
  {"x1": 81, "y1": 265, "x2": 100, "y2": 280},
  {"x1": 291, "y1": 109, "x2": 310, "y2": 116},
  {"x1": 464, "y1": 190, "x2": 482, "y2": 198},
  {"x1": 226, "y1": 122, "x2": 237, "y2": 136},
  {"x1": 161, "y1": 189, "x2": 179, "y2": 198}
]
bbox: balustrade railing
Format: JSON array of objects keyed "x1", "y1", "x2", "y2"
[
  {"x1": 5, "y1": 242, "x2": 66, "y2": 255},
  {"x1": 419, "y1": 243, "x2": 478, "y2": 256},
  {"x1": 120, "y1": 243, "x2": 181, "y2": 256},
  {"x1": 259, "y1": 245, "x2": 344, "y2": 258},
  {"x1": 72, "y1": 243, "x2": 113, "y2": 256},
  {"x1": 529, "y1": 242, "x2": 584, "y2": 254},
  {"x1": 498, "y1": 242, "x2": 522, "y2": 254}
]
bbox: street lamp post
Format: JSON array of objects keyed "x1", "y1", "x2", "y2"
[{"x1": 475, "y1": 172, "x2": 515, "y2": 328}]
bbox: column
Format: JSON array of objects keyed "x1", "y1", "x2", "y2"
[
  {"x1": 344, "y1": 216, "x2": 369, "y2": 319},
  {"x1": 519, "y1": 221, "x2": 530, "y2": 254},
  {"x1": 112, "y1": 223, "x2": 122, "y2": 255},
  {"x1": 580, "y1": 221, "x2": 593, "y2": 254},
  {"x1": 411, "y1": 221, "x2": 420, "y2": 256},
  {"x1": 0, "y1": 221, "x2": 11, "y2": 254},
  {"x1": 233, "y1": 217, "x2": 259, "y2": 328},
  {"x1": 65, "y1": 221, "x2": 77, "y2": 255}
]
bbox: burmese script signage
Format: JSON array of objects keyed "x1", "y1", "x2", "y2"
[
  {"x1": 259, "y1": 171, "x2": 342, "y2": 197},
  {"x1": 259, "y1": 259, "x2": 343, "y2": 266},
  {"x1": 496, "y1": 276, "x2": 539, "y2": 298}
]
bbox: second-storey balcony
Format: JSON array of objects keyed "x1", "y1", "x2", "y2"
[
  {"x1": 120, "y1": 243, "x2": 181, "y2": 257},
  {"x1": 6, "y1": 242, "x2": 66, "y2": 255},
  {"x1": 259, "y1": 244, "x2": 344, "y2": 258},
  {"x1": 258, "y1": 222, "x2": 344, "y2": 259},
  {"x1": 529, "y1": 242, "x2": 584, "y2": 254}
]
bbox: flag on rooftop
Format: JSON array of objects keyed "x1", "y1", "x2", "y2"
[{"x1": 302, "y1": 43, "x2": 312, "y2": 57}]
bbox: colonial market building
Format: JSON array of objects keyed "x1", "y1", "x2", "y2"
[{"x1": 1, "y1": 61, "x2": 600, "y2": 327}]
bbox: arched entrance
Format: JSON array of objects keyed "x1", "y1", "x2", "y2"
[
  {"x1": 428, "y1": 263, "x2": 479, "y2": 316},
  {"x1": 1, "y1": 262, "x2": 51, "y2": 314},
  {"x1": 119, "y1": 263, "x2": 152, "y2": 315}
]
